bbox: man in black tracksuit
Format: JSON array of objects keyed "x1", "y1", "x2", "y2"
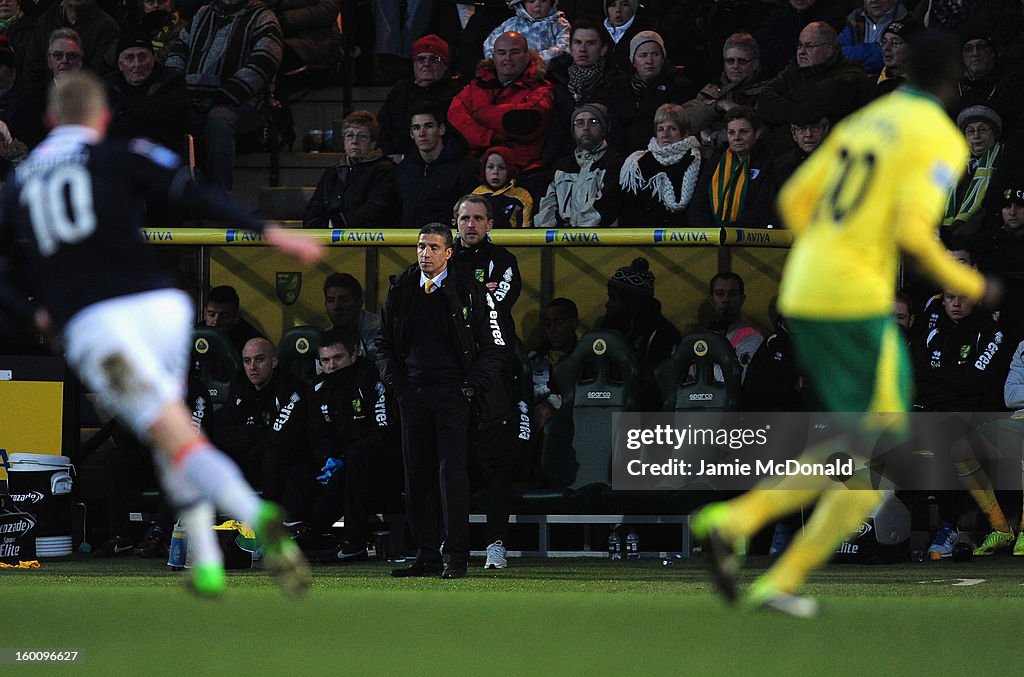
[
  {"x1": 913, "y1": 293, "x2": 1006, "y2": 413},
  {"x1": 377, "y1": 223, "x2": 510, "y2": 579},
  {"x1": 911, "y1": 290, "x2": 1008, "y2": 555},
  {"x1": 308, "y1": 328, "x2": 399, "y2": 560},
  {"x1": 452, "y1": 194, "x2": 525, "y2": 569},
  {"x1": 212, "y1": 336, "x2": 315, "y2": 521}
]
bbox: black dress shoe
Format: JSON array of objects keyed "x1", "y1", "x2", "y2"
[
  {"x1": 441, "y1": 562, "x2": 467, "y2": 579},
  {"x1": 390, "y1": 560, "x2": 442, "y2": 578}
]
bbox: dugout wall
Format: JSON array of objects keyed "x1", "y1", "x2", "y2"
[{"x1": 145, "y1": 227, "x2": 793, "y2": 346}]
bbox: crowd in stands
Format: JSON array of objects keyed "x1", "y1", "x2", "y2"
[
  {"x1": 301, "y1": 4, "x2": 1022, "y2": 234},
  {"x1": 0, "y1": 0, "x2": 1018, "y2": 231}
]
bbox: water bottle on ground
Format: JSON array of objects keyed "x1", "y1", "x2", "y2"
[
  {"x1": 626, "y1": 529, "x2": 640, "y2": 560},
  {"x1": 608, "y1": 529, "x2": 622, "y2": 560}
]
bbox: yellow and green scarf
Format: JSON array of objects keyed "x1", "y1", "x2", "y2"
[
  {"x1": 709, "y1": 149, "x2": 748, "y2": 226},
  {"x1": 943, "y1": 142, "x2": 1001, "y2": 226}
]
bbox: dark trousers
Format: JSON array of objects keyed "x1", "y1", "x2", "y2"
[
  {"x1": 398, "y1": 383, "x2": 472, "y2": 562},
  {"x1": 472, "y1": 418, "x2": 517, "y2": 545},
  {"x1": 309, "y1": 442, "x2": 403, "y2": 547}
]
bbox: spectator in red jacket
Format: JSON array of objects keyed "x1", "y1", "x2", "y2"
[{"x1": 447, "y1": 30, "x2": 554, "y2": 175}]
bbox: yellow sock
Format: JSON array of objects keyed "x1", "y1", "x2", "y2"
[
  {"x1": 764, "y1": 489, "x2": 881, "y2": 594},
  {"x1": 723, "y1": 489, "x2": 820, "y2": 541},
  {"x1": 956, "y1": 460, "x2": 1010, "y2": 533}
]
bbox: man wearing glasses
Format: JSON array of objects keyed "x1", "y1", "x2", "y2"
[
  {"x1": 377, "y1": 34, "x2": 464, "y2": 159},
  {"x1": 45, "y1": 28, "x2": 84, "y2": 82},
  {"x1": 685, "y1": 32, "x2": 767, "y2": 155},
  {"x1": 758, "y1": 22, "x2": 866, "y2": 153},
  {"x1": 26, "y1": 0, "x2": 119, "y2": 81},
  {"x1": 955, "y1": 25, "x2": 1004, "y2": 112},
  {"x1": 537, "y1": 103, "x2": 624, "y2": 227},
  {"x1": 773, "y1": 115, "x2": 829, "y2": 186},
  {"x1": 873, "y1": 19, "x2": 920, "y2": 98}
]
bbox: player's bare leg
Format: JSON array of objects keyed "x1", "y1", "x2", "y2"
[{"x1": 150, "y1": 402, "x2": 310, "y2": 597}]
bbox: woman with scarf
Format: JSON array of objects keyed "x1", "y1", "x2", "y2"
[
  {"x1": 942, "y1": 105, "x2": 1005, "y2": 239},
  {"x1": 608, "y1": 30, "x2": 696, "y2": 152},
  {"x1": 618, "y1": 103, "x2": 701, "y2": 227},
  {"x1": 688, "y1": 105, "x2": 776, "y2": 229}
]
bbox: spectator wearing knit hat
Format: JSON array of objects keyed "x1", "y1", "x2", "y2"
[
  {"x1": 105, "y1": 30, "x2": 189, "y2": 154},
  {"x1": 873, "y1": 18, "x2": 920, "y2": 98},
  {"x1": 537, "y1": 102, "x2": 625, "y2": 227},
  {"x1": 471, "y1": 145, "x2": 534, "y2": 228},
  {"x1": 377, "y1": 34, "x2": 465, "y2": 158},
  {"x1": 954, "y1": 24, "x2": 1004, "y2": 113},
  {"x1": 608, "y1": 30, "x2": 695, "y2": 152},
  {"x1": 942, "y1": 104, "x2": 1004, "y2": 238},
  {"x1": 599, "y1": 256, "x2": 681, "y2": 410}
]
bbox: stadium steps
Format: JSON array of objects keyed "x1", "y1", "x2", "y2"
[
  {"x1": 233, "y1": 85, "x2": 390, "y2": 211},
  {"x1": 259, "y1": 186, "x2": 317, "y2": 221},
  {"x1": 235, "y1": 152, "x2": 339, "y2": 214}
]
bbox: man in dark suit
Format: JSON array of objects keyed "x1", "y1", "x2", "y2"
[{"x1": 376, "y1": 222, "x2": 510, "y2": 579}]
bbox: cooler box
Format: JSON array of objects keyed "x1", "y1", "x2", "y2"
[
  {"x1": 833, "y1": 490, "x2": 911, "y2": 564},
  {"x1": 8, "y1": 453, "x2": 74, "y2": 557}
]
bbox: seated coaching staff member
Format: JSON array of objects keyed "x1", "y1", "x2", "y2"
[{"x1": 376, "y1": 222, "x2": 510, "y2": 579}]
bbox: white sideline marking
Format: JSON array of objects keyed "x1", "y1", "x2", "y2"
[{"x1": 915, "y1": 578, "x2": 986, "y2": 586}]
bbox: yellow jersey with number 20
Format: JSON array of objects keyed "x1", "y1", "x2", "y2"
[{"x1": 777, "y1": 87, "x2": 985, "y2": 320}]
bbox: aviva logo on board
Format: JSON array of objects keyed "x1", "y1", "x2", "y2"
[
  {"x1": 330, "y1": 230, "x2": 387, "y2": 242},
  {"x1": 142, "y1": 230, "x2": 174, "y2": 242},
  {"x1": 734, "y1": 229, "x2": 772, "y2": 244},
  {"x1": 225, "y1": 230, "x2": 263, "y2": 242},
  {"x1": 653, "y1": 230, "x2": 710, "y2": 243},
  {"x1": 544, "y1": 230, "x2": 601, "y2": 243}
]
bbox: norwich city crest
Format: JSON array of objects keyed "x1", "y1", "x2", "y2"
[{"x1": 276, "y1": 272, "x2": 302, "y2": 305}]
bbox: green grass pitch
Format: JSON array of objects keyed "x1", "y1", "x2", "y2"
[{"x1": 0, "y1": 555, "x2": 1020, "y2": 675}]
